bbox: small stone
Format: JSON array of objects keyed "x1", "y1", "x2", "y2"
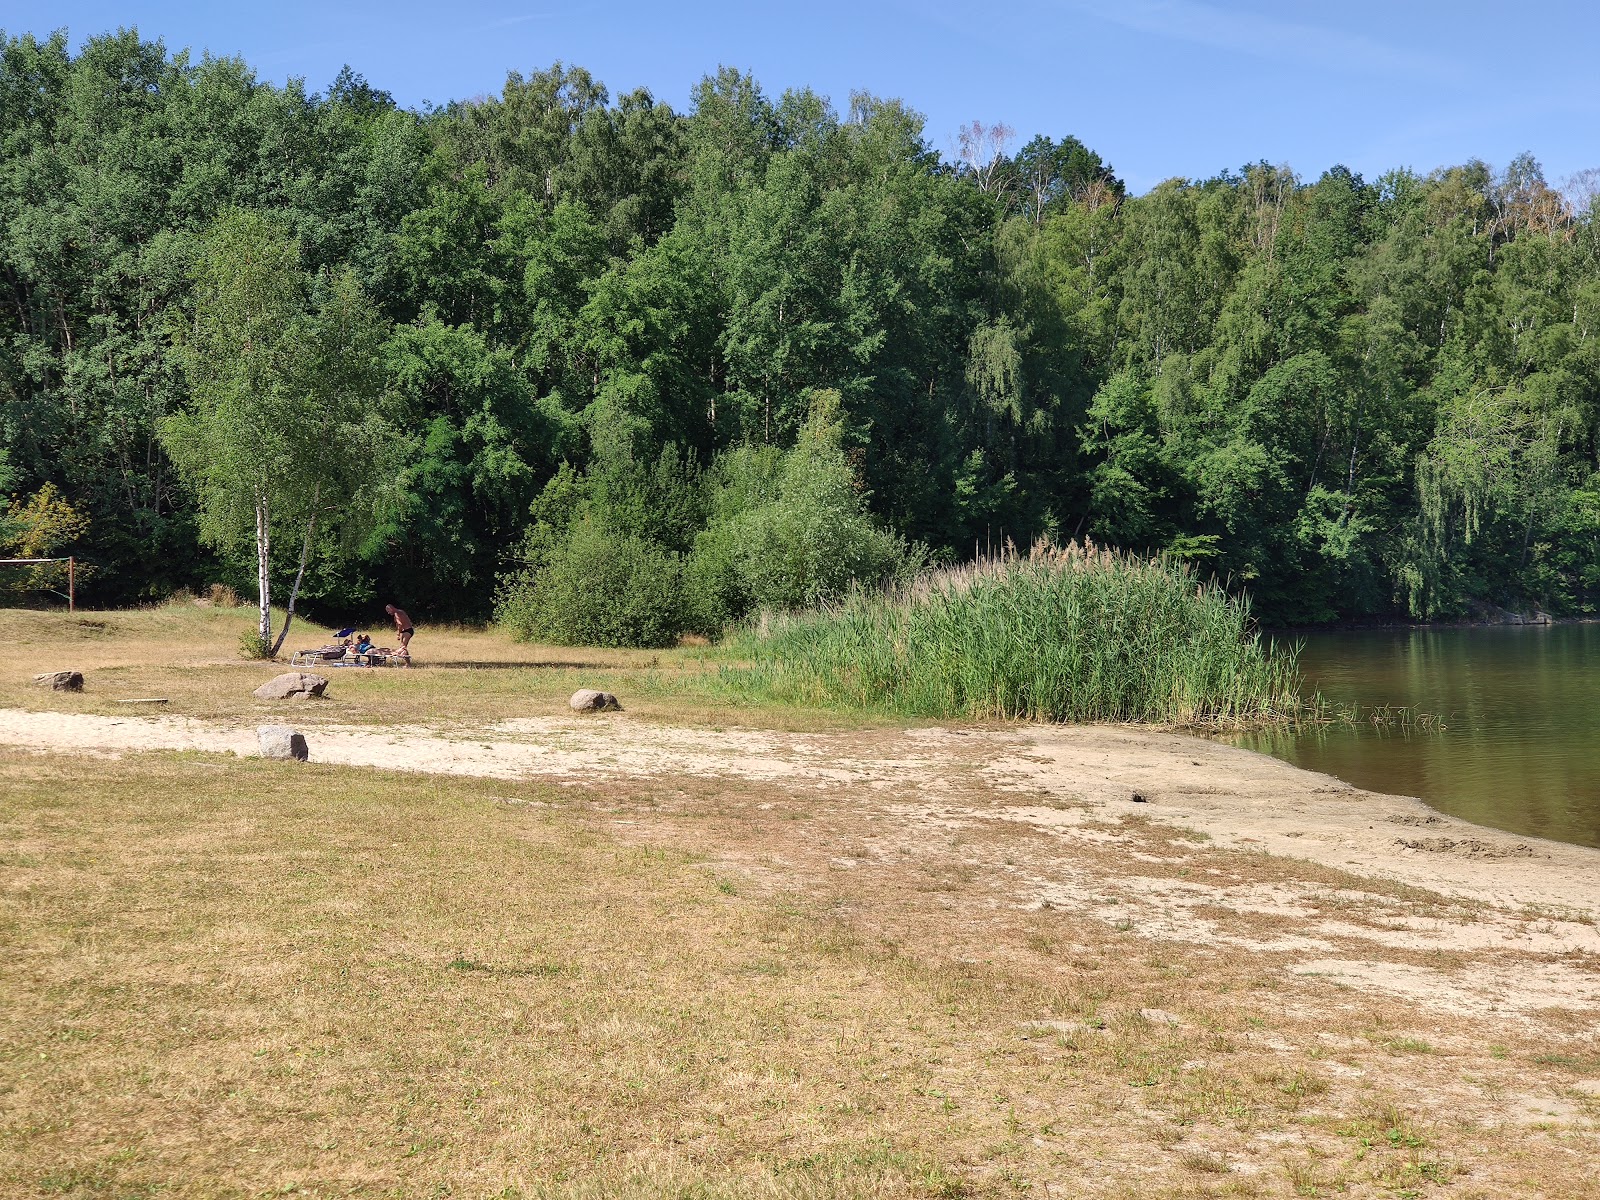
[
  {"x1": 253, "y1": 672, "x2": 329, "y2": 701},
  {"x1": 569, "y1": 688, "x2": 622, "y2": 713},
  {"x1": 257, "y1": 725, "x2": 309, "y2": 761},
  {"x1": 33, "y1": 670, "x2": 84, "y2": 692}
]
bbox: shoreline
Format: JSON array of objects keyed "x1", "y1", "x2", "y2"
[
  {"x1": 3, "y1": 703, "x2": 1598, "y2": 1022},
  {"x1": 0, "y1": 704, "x2": 1595, "y2": 916},
  {"x1": 1266, "y1": 610, "x2": 1591, "y2": 636},
  {"x1": 1012, "y1": 723, "x2": 1600, "y2": 915}
]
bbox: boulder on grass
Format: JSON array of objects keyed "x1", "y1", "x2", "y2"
[
  {"x1": 253, "y1": 672, "x2": 328, "y2": 701},
  {"x1": 34, "y1": 670, "x2": 84, "y2": 692},
  {"x1": 569, "y1": 688, "x2": 622, "y2": 713},
  {"x1": 257, "y1": 725, "x2": 309, "y2": 761}
]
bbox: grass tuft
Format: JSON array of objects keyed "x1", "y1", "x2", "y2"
[{"x1": 720, "y1": 539, "x2": 1303, "y2": 726}]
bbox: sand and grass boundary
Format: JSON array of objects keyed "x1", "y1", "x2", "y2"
[{"x1": 2, "y1": 605, "x2": 1597, "y2": 1196}]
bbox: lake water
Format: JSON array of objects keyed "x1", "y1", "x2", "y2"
[{"x1": 1234, "y1": 624, "x2": 1600, "y2": 849}]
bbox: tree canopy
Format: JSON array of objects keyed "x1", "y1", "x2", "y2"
[{"x1": 6, "y1": 29, "x2": 1600, "y2": 633}]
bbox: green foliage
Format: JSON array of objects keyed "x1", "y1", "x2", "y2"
[
  {"x1": 0, "y1": 481, "x2": 90, "y2": 598},
  {"x1": 159, "y1": 208, "x2": 394, "y2": 647},
  {"x1": 495, "y1": 447, "x2": 704, "y2": 647},
  {"x1": 378, "y1": 317, "x2": 547, "y2": 601},
  {"x1": 686, "y1": 393, "x2": 919, "y2": 626},
  {"x1": 8, "y1": 28, "x2": 1600, "y2": 628},
  {"x1": 237, "y1": 628, "x2": 273, "y2": 660},
  {"x1": 160, "y1": 209, "x2": 307, "y2": 547},
  {"x1": 497, "y1": 396, "x2": 916, "y2": 646},
  {"x1": 723, "y1": 542, "x2": 1302, "y2": 725},
  {"x1": 3, "y1": 482, "x2": 89, "y2": 560},
  {"x1": 496, "y1": 519, "x2": 687, "y2": 648}
]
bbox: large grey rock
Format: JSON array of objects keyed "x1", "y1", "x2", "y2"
[
  {"x1": 33, "y1": 670, "x2": 84, "y2": 692},
  {"x1": 253, "y1": 672, "x2": 328, "y2": 701},
  {"x1": 257, "y1": 725, "x2": 309, "y2": 761},
  {"x1": 569, "y1": 688, "x2": 622, "y2": 713}
]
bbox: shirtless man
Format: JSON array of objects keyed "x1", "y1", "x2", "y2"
[{"x1": 384, "y1": 604, "x2": 414, "y2": 662}]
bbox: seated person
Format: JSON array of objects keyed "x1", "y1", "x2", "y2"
[{"x1": 354, "y1": 633, "x2": 374, "y2": 655}]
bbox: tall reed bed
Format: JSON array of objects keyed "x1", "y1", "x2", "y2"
[{"x1": 722, "y1": 540, "x2": 1304, "y2": 726}]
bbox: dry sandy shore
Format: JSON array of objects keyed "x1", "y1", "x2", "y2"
[{"x1": 3, "y1": 704, "x2": 1597, "y2": 1025}]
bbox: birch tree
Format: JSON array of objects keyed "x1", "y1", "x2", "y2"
[{"x1": 161, "y1": 210, "x2": 392, "y2": 655}]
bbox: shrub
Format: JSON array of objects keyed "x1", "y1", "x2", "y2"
[
  {"x1": 3, "y1": 481, "x2": 89, "y2": 560},
  {"x1": 723, "y1": 539, "x2": 1303, "y2": 726},
  {"x1": 499, "y1": 395, "x2": 917, "y2": 645},
  {"x1": 237, "y1": 629, "x2": 273, "y2": 659},
  {"x1": 497, "y1": 520, "x2": 687, "y2": 648},
  {"x1": 686, "y1": 392, "x2": 918, "y2": 626},
  {"x1": 0, "y1": 482, "x2": 91, "y2": 600}
]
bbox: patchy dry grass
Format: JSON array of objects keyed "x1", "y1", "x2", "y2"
[
  {"x1": 3, "y1": 606, "x2": 1599, "y2": 1196},
  {"x1": 0, "y1": 752, "x2": 979, "y2": 1198},
  {"x1": 0, "y1": 605, "x2": 890, "y2": 733},
  {"x1": 3, "y1": 748, "x2": 1598, "y2": 1198}
]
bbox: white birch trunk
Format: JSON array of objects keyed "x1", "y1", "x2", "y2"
[{"x1": 255, "y1": 494, "x2": 272, "y2": 648}]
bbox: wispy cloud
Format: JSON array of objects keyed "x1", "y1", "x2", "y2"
[
  {"x1": 1068, "y1": 0, "x2": 1451, "y2": 79},
  {"x1": 465, "y1": 12, "x2": 553, "y2": 34}
]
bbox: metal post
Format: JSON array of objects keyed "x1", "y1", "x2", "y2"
[{"x1": 68, "y1": 556, "x2": 75, "y2": 613}]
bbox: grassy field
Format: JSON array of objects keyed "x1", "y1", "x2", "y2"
[
  {"x1": 3, "y1": 553, "x2": 1304, "y2": 733},
  {"x1": 2, "y1": 605, "x2": 1598, "y2": 1197},
  {"x1": 0, "y1": 602, "x2": 885, "y2": 733},
  {"x1": 1, "y1": 751, "x2": 983, "y2": 1198}
]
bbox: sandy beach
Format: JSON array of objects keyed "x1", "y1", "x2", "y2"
[{"x1": 5, "y1": 704, "x2": 1596, "y2": 1023}]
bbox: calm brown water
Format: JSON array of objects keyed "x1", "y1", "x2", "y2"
[{"x1": 1234, "y1": 624, "x2": 1600, "y2": 849}]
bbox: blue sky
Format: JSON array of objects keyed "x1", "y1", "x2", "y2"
[{"x1": 11, "y1": 1, "x2": 1600, "y2": 194}]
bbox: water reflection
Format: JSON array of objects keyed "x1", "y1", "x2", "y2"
[{"x1": 1233, "y1": 624, "x2": 1600, "y2": 849}]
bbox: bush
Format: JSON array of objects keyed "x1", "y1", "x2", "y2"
[
  {"x1": 237, "y1": 628, "x2": 273, "y2": 659},
  {"x1": 499, "y1": 395, "x2": 917, "y2": 645},
  {"x1": 497, "y1": 520, "x2": 688, "y2": 648},
  {"x1": 722, "y1": 540, "x2": 1303, "y2": 726},
  {"x1": 686, "y1": 393, "x2": 918, "y2": 625}
]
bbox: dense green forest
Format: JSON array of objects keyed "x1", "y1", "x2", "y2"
[{"x1": 5, "y1": 28, "x2": 1600, "y2": 639}]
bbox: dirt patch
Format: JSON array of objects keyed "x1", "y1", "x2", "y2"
[
  {"x1": 5, "y1": 730, "x2": 1600, "y2": 1196},
  {"x1": 1388, "y1": 812, "x2": 1445, "y2": 826},
  {"x1": 1, "y1": 706, "x2": 1599, "y2": 1026}
]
